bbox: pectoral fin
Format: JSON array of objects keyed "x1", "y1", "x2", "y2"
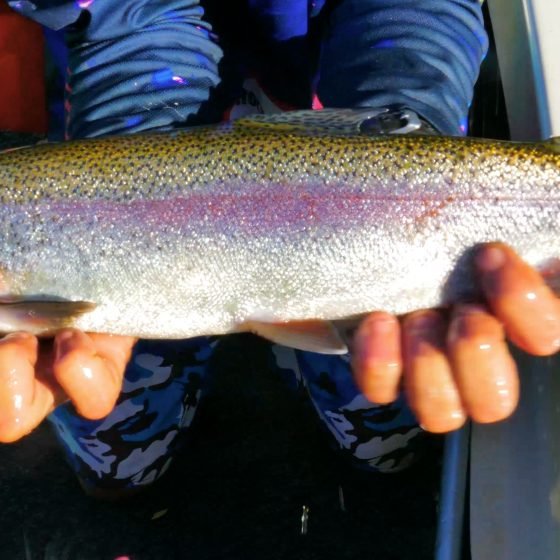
[
  {"x1": 241, "y1": 319, "x2": 348, "y2": 355},
  {"x1": 0, "y1": 298, "x2": 96, "y2": 335}
]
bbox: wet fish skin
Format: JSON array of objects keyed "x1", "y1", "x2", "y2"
[{"x1": 1, "y1": 110, "x2": 560, "y2": 349}]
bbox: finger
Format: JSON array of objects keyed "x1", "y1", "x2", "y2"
[
  {"x1": 476, "y1": 242, "x2": 560, "y2": 355},
  {"x1": 86, "y1": 333, "x2": 137, "y2": 375},
  {"x1": 53, "y1": 330, "x2": 135, "y2": 420},
  {"x1": 0, "y1": 333, "x2": 54, "y2": 442},
  {"x1": 352, "y1": 312, "x2": 402, "y2": 404},
  {"x1": 447, "y1": 304, "x2": 519, "y2": 423},
  {"x1": 402, "y1": 311, "x2": 466, "y2": 433}
]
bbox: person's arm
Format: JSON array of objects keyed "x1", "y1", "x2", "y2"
[
  {"x1": 8, "y1": 0, "x2": 223, "y2": 139},
  {"x1": 317, "y1": 0, "x2": 487, "y2": 135}
]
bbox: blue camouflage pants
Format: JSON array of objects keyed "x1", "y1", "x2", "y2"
[{"x1": 49, "y1": 337, "x2": 423, "y2": 492}]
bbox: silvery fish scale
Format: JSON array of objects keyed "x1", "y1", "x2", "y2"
[{"x1": 0, "y1": 110, "x2": 559, "y2": 342}]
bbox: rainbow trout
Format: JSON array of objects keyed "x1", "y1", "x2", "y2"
[{"x1": 1, "y1": 109, "x2": 560, "y2": 353}]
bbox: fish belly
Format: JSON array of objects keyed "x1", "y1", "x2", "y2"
[{"x1": 1, "y1": 182, "x2": 559, "y2": 339}]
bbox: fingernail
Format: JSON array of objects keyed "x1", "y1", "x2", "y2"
[
  {"x1": 539, "y1": 313, "x2": 560, "y2": 352},
  {"x1": 447, "y1": 316, "x2": 463, "y2": 346},
  {"x1": 476, "y1": 245, "x2": 507, "y2": 272},
  {"x1": 406, "y1": 311, "x2": 442, "y2": 333},
  {"x1": 3, "y1": 332, "x2": 33, "y2": 342},
  {"x1": 405, "y1": 314, "x2": 446, "y2": 359},
  {"x1": 448, "y1": 305, "x2": 489, "y2": 344},
  {"x1": 55, "y1": 330, "x2": 78, "y2": 359},
  {"x1": 356, "y1": 315, "x2": 399, "y2": 364},
  {"x1": 419, "y1": 410, "x2": 466, "y2": 433},
  {"x1": 56, "y1": 330, "x2": 74, "y2": 343},
  {"x1": 454, "y1": 304, "x2": 487, "y2": 316},
  {"x1": 362, "y1": 314, "x2": 397, "y2": 336}
]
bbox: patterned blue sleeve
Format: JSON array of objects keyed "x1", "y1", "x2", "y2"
[
  {"x1": 10, "y1": 0, "x2": 487, "y2": 137},
  {"x1": 9, "y1": 0, "x2": 223, "y2": 139},
  {"x1": 316, "y1": 0, "x2": 488, "y2": 135}
]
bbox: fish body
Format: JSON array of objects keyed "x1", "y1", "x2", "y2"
[{"x1": 1, "y1": 109, "x2": 560, "y2": 351}]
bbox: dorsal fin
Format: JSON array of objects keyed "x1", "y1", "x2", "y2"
[
  {"x1": 543, "y1": 137, "x2": 560, "y2": 153},
  {"x1": 235, "y1": 108, "x2": 387, "y2": 136}
]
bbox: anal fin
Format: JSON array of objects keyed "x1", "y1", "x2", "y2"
[{"x1": 241, "y1": 319, "x2": 348, "y2": 355}]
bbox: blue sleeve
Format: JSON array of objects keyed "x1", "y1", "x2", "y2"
[
  {"x1": 9, "y1": 0, "x2": 223, "y2": 139},
  {"x1": 316, "y1": 0, "x2": 488, "y2": 135}
]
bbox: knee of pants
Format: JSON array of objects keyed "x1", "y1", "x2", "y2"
[
  {"x1": 48, "y1": 337, "x2": 215, "y2": 490},
  {"x1": 270, "y1": 345, "x2": 424, "y2": 473}
]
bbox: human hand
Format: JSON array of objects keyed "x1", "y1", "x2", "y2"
[
  {"x1": 0, "y1": 330, "x2": 136, "y2": 443},
  {"x1": 352, "y1": 242, "x2": 560, "y2": 433}
]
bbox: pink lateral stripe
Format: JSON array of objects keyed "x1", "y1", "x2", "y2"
[{"x1": 33, "y1": 185, "x2": 464, "y2": 235}]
